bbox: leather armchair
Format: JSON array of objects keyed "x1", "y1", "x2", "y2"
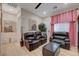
[
  {"x1": 24, "y1": 32, "x2": 40, "y2": 51},
  {"x1": 50, "y1": 32, "x2": 70, "y2": 50}
]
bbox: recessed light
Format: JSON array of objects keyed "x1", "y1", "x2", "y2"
[
  {"x1": 64, "y1": 3, "x2": 68, "y2": 5},
  {"x1": 43, "y1": 11, "x2": 46, "y2": 15}
]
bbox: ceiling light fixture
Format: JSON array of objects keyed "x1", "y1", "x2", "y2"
[
  {"x1": 43, "y1": 11, "x2": 46, "y2": 15},
  {"x1": 64, "y1": 3, "x2": 68, "y2": 5}
]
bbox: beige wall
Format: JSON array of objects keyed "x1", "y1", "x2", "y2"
[{"x1": 21, "y1": 9, "x2": 42, "y2": 33}]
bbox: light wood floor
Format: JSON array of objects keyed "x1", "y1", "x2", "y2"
[{"x1": 0, "y1": 42, "x2": 79, "y2": 56}]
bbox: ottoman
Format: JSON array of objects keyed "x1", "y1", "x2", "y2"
[{"x1": 42, "y1": 42, "x2": 60, "y2": 56}]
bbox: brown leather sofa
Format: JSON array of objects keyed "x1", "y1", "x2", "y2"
[
  {"x1": 50, "y1": 32, "x2": 70, "y2": 50},
  {"x1": 35, "y1": 32, "x2": 47, "y2": 45},
  {"x1": 24, "y1": 32, "x2": 47, "y2": 51}
]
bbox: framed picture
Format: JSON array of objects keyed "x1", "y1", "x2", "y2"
[
  {"x1": 4, "y1": 20, "x2": 16, "y2": 32},
  {"x1": 2, "y1": 11, "x2": 17, "y2": 32},
  {"x1": 32, "y1": 24, "x2": 36, "y2": 31},
  {"x1": 28, "y1": 19, "x2": 37, "y2": 31}
]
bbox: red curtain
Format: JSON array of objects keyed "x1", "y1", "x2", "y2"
[
  {"x1": 51, "y1": 16, "x2": 58, "y2": 24},
  {"x1": 51, "y1": 9, "x2": 77, "y2": 46},
  {"x1": 50, "y1": 17, "x2": 54, "y2": 36},
  {"x1": 51, "y1": 9, "x2": 77, "y2": 23},
  {"x1": 72, "y1": 10, "x2": 77, "y2": 21},
  {"x1": 51, "y1": 24, "x2": 54, "y2": 34},
  {"x1": 69, "y1": 22, "x2": 76, "y2": 46},
  {"x1": 69, "y1": 10, "x2": 77, "y2": 46}
]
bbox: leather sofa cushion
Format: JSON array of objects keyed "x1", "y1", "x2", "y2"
[
  {"x1": 53, "y1": 36, "x2": 66, "y2": 40},
  {"x1": 27, "y1": 37, "x2": 35, "y2": 40},
  {"x1": 32, "y1": 40, "x2": 39, "y2": 43},
  {"x1": 25, "y1": 39, "x2": 39, "y2": 43},
  {"x1": 36, "y1": 32, "x2": 41, "y2": 35},
  {"x1": 53, "y1": 32, "x2": 69, "y2": 37},
  {"x1": 24, "y1": 32, "x2": 35, "y2": 37},
  {"x1": 25, "y1": 40, "x2": 32, "y2": 43},
  {"x1": 64, "y1": 39, "x2": 70, "y2": 42},
  {"x1": 52, "y1": 39, "x2": 65, "y2": 45}
]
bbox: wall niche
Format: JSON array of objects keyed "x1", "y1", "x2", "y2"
[
  {"x1": 0, "y1": 3, "x2": 21, "y2": 44},
  {"x1": 0, "y1": 3, "x2": 21, "y2": 33}
]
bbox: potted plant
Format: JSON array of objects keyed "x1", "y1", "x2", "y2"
[
  {"x1": 38, "y1": 23, "x2": 46, "y2": 32},
  {"x1": 38, "y1": 23, "x2": 47, "y2": 36}
]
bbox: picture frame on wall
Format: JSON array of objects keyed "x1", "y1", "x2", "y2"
[
  {"x1": 32, "y1": 24, "x2": 36, "y2": 31},
  {"x1": 4, "y1": 20, "x2": 16, "y2": 32},
  {"x1": 2, "y1": 10, "x2": 17, "y2": 32}
]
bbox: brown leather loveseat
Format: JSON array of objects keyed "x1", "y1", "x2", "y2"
[{"x1": 24, "y1": 32, "x2": 47, "y2": 51}]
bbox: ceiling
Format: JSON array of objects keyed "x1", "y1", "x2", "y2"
[{"x1": 16, "y1": 3, "x2": 79, "y2": 18}]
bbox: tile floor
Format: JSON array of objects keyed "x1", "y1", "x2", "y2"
[{"x1": 0, "y1": 42, "x2": 79, "y2": 56}]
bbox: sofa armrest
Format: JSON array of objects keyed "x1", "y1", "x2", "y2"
[
  {"x1": 49, "y1": 36, "x2": 53, "y2": 42},
  {"x1": 50, "y1": 36, "x2": 53, "y2": 39},
  {"x1": 65, "y1": 41, "x2": 70, "y2": 45},
  {"x1": 25, "y1": 40, "x2": 32, "y2": 43},
  {"x1": 64, "y1": 39, "x2": 70, "y2": 42}
]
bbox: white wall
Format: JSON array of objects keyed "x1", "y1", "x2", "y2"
[
  {"x1": 21, "y1": 9, "x2": 42, "y2": 33},
  {"x1": 42, "y1": 17, "x2": 51, "y2": 33},
  {"x1": 42, "y1": 17, "x2": 51, "y2": 40}
]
